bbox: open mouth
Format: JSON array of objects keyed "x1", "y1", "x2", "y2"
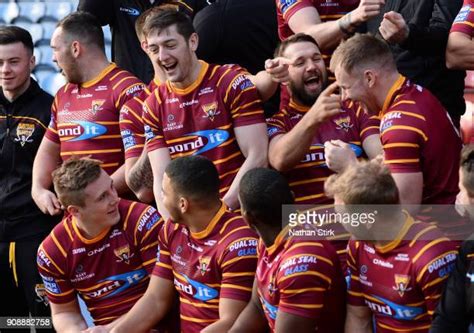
[
  {"x1": 304, "y1": 73, "x2": 321, "y2": 90},
  {"x1": 162, "y1": 62, "x2": 178, "y2": 73}
]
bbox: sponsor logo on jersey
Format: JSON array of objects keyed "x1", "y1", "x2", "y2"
[
  {"x1": 58, "y1": 121, "x2": 107, "y2": 141},
  {"x1": 301, "y1": 143, "x2": 363, "y2": 165},
  {"x1": 392, "y1": 274, "x2": 412, "y2": 297},
  {"x1": 267, "y1": 126, "x2": 279, "y2": 137},
  {"x1": 83, "y1": 269, "x2": 147, "y2": 299},
  {"x1": 188, "y1": 242, "x2": 203, "y2": 252},
  {"x1": 109, "y1": 229, "x2": 122, "y2": 239},
  {"x1": 37, "y1": 249, "x2": 51, "y2": 267},
  {"x1": 427, "y1": 253, "x2": 456, "y2": 278},
  {"x1": 197, "y1": 256, "x2": 211, "y2": 276},
  {"x1": 279, "y1": 0, "x2": 297, "y2": 13},
  {"x1": 373, "y1": 258, "x2": 394, "y2": 269},
  {"x1": 334, "y1": 116, "x2": 353, "y2": 132},
  {"x1": 137, "y1": 208, "x2": 159, "y2": 232},
  {"x1": 121, "y1": 129, "x2": 136, "y2": 150},
  {"x1": 381, "y1": 120, "x2": 393, "y2": 131},
  {"x1": 260, "y1": 296, "x2": 278, "y2": 320},
  {"x1": 168, "y1": 129, "x2": 230, "y2": 155},
  {"x1": 88, "y1": 243, "x2": 111, "y2": 256},
  {"x1": 204, "y1": 240, "x2": 217, "y2": 246},
  {"x1": 364, "y1": 244, "x2": 375, "y2": 254},
  {"x1": 454, "y1": 5, "x2": 472, "y2": 23},
  {"x1": 366, "y1": 295, "x2": 424, "y2": 320},
  {"x1": 395, "y1": 253, "x2": 410, "y2": 261},
  {"x1": 231, "y1": 74, "x2": 254, "y2": 91},
  {"x1": 119, "y1": 7, "x2": 140, "y2": 16},
  {"x1": 198, "y1": 87, "x2": 214, "y2": 96},
  {"x1": 114, "y1": 245, "x2": 134, "y2": 264},
  {"x1": 95, "y1": 85, "x2": 108, "y2": 92},
  {"x1": 72, "y1": 264, "x2": 95, "y2": 283},
  {"x1": 72, "y1": 247, "x2": 86, "y2": 255},
  {"x1": 126, "y1": 84, "x2": 144, "y2": 97},
  {"x1": 202, "y1": 102, "x2": 221, "y2": 121},
  {"x1": 40, "y1": 274, "x2": 61, "y2": 294},
  {"x1": 174, "y1": 275, "x2": 219, "y2": 301},
  {"x1": 14, "y1": 122, "x2": 35, "y2": 146}
]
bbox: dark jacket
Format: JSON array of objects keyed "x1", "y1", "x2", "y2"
[
  {"x1": 367, "y1": 0, "x2": 466, "y2": 127},
  {"x1": 0, "y1": 79, "x2": 60, "y2": 241},
  {"x1": 431, "y1": 238, "x2": 474, "y2": 332},
  {"x1": 78, "y1": 0, "x2": 210, "y2": 83}
]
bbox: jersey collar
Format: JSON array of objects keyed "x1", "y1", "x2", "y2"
[
  {"x1": 375, "y1": 210, "x2": 414, "y2": 253},
  {"x1": 381, "y1": 74, "x2": 406, "y2": 115},
  {"x1": 82, "y1": 63, "x2": 117, "y2": 89},
  {"x1": 191, "y1": 201, "x2": 227, "y2": 239}
]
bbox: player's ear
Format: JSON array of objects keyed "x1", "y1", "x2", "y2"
[
  {"x1": 179, "y1": 196, "x2": 188, "y2": 214},
  {"x1": 188, "y1": 32, "x2": 199, "y2": 52},
  {"x1": 364, "y1": 69, "x2": 376, "y2": 88},
  {"x1": 70, "y1": 40, "x2": 81, "y2": 58},
  {"x1": 67, "y1": 205, "x2": 80, "y2": 217}
]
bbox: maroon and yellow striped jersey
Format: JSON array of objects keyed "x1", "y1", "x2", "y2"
[
  {"x1": 45, "y1": 63, "x2": 145, "y2": 174},
  {"x1": 119, "y1": 79, "x2": 160, "y2": 160},
  {"x1": 347, "y1": 213, "x2": 458, "y2": 332},
  {"x1": 380, "y1": 75, "x2": 462, "y2": 204},
  {"x1": 267, "y1": 99, "x2": 379, "y2": 205},
  {"x1": 37, "y1": 199, "x2": 162, "y2": 325},
  {"x1": 451, "y1": 0, "x2": 474, "y2": 36},
  {"x1": 143, "y1": 61, "x2": 265, "y2": 196},
  {"x1": 152, "y1": 203, "x2": 258, "y2": 332},
  {"x1": 256, "y1": 228, "x2": 346, "y2": 332}
]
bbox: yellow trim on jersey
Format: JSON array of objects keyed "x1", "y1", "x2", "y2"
[
  {"x1": 289, "y1": 176, "x2": 328, "y2": 187},
  {"x1": 221, "y1": 255, "x2": 257, "y2": 268},
  {"x1": 231, "y1": 100, "x2": 261, "y2": 115},
  {"x1": 39, "y1": 245, "x2": 65, "y2": 275},
  {"x1": 60, "y1": 148, "x2": 122, "y2": 156},
  {"x1": 191, "y1": 202, "x2": 226, "y2": 239},
  {"x1": 384, "y1": 158, "x2": 420, "y2": 164},
  {"x1": 51, "y1": 232, "x2": 67, "y2": 258},
  {"x1": 422, "y1": 276, "x2": 448, "y2": 291},
  {"x1": 385, "y1": 110, "x2": 426, "y2": 121},
  {"x1": 382, "y1": 74, "x2": 405, "y2": 114},
  {"x1": 218, "y1": 226, "x2": 250, "y2": 245},
  {"x1": 279, "y1": 271, "x2": 331, "y2": 285},
  {"x1": 280, "y1": 301, "x2": 323, "y2": 309},
  {"x1": 179, "y1": 297, "x2": 219, "y2": 309},
  {"x1": 222, "y1": 272, "x2": 255, "y2": 278},
  {"x1": 295, "y1": 193, "x2": 325, "y2": 202},
  {"x1": 213, "y1": 151, "x2": 241, "y2": 165},
  {"x1": 375, "y1": 211, "x2": 413, "y2": 253},
  {"x1": 123, "y1": 201, "x2": 136, "y2": 231},
  {"x1": 289, "y1": 99, "x2": 310, "y2": 113},
  {"x1": 266, "y1": 227, "x2": 289, "y2": 255},
  {"x1": 412, "y1": 238, "x2": 451, "y2": 263},
  {"x1": 89, "y1": 294, "x2": 141, "y2": 311},
  {"x1": 82, "y1": 63, "x2": 116, "y2": 88},
  {"x1": 10, "y1": 116, "x2": 48, "y2": 129},
  {"x1": 168, "y1": 61, "x2": 209, "y2": 95},
  {"x1": 63, "y1": 221, "x2": 74, "y2": 241},
  {"x1": 142, "y1": 258, "x2": 156, "y2": 267},
  {"x1": 71, "y1": 217, "x2": 111, "y2": 245},
  {"x1": 377, "y1": 322, "x2": 430, "y2": 331},
  {"x1": 280, "y1": 287, "x2": 325, "y2": 294},
  {"x1": 156, "y1": 262, "x2": 172, "y2": 270},
  {"x1": 219, "y1": 167, "x2": 240, "y2": 180},
  {"x1": 180, "y1": 315, "x2": 216, "y2": 323},
  {"x1": 141, "y1": 240, "x2": 159, "y2": 252},
  {"x1": 383, "y1": 143, "x2": 420, "y2": 149},
  {"x1": 112, "y1": 76, "x2": 137, "y2": 91},
  {"x1": 390, "y1": 100, "x2": 416, "y2": 108},
  {"x1": 382, "y1": 125, "x2": 428, "y2": 142},
  {"x1": 221, "y1": 283, "x2": 252, "y2": 292},
  {"x1": 408, "y1": 225, "x2": 438, "y2": 247},
  {"x1": 360, "y1": 126, "x2": 379, "y2": 136}
]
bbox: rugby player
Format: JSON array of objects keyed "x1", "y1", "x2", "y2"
[
  {"x1": 32, "y1": 12, "x2": 145, "y2": 215},
  {"x1": 230, "y1": 168, "x2": 345, "y2": 333},
  {"x1": 112, "y1": 156, "x2": 258, "y2": 333},
  {"x1": 325, "y1": 160, "x2": 458, "y2": 332},
  {"x1": 37, "y1": 158, "x2": 162, "y2": 331},
  {"x1": 446, "y1": 0, "x2": 474, "y2": 70},
  {"x1": 141, "y1": 10, "x2": 267, "y2": 216},
  {"x1": 329, "y1": 34, "x2": 462, "y2": 208}
]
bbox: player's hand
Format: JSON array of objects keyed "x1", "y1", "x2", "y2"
[
  {"x1": 308, "y1": 82, "x2": 342, "y2": 126},
  {"x1": 455, "y1": 190, "x2": 470, "y2": 218},
  {"x1": 352, "y1": 0, "x2": 385, "y2": 25},
  {"x1": 81, "y1": 326, "x2": 109, "y2": 333},
  {"x1": 379, "y1": 11, "x2": 409, "y2": 44},
  {"x1": 265, "y1": 57, "x2": 292, "y2": 84},
  {"x1": 324, "y1": 140, "x2": 358, "y2": 173},
  {"x1": 32, "y1": 188, "x2": 62, "y2": 216}
]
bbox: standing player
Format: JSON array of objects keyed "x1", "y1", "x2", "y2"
[
  {"x1": 32, "y1": 12, "x2": 145, "y2": 216},
  {"x1": 230, "y1": 168, "x2": 346, "y2": 333},
  {"x1": 37, "y1": 158, "x2": 163, "y2": 331},
  {"x1": 111, "y1": 156, "x2": 258, "y2": 332},
  {"x1": 325, "y1": 160, "x2": 458, "y2": 333},
  {"x1": 329, "y1": 34, "x2": 462, "y2": 207},
  {"x1": 141, "y1": 10, "x2": 267, "y2": 215},
  {"x1": 446, "y1": 0, "x2": 474, "y2": 70}
]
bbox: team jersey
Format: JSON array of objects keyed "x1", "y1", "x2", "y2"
[
  {"x1": 119, "y1": 79, "x2": 161, "y2": 160},
  {"x1": 450, "y1": 0, "x2": 474, "y2": 36},
  {"x1": 45, "y1": 63, "x2": 145, "y2": 175},
  {"x1": 143, "y1": 61, "x2": 265, "y2": 196},
  {"x1": 347, "y1": 213, "x2": 458, "y2": 332},
  {"x1": 37, "y1": 199, "x2": 162, "y2": 325},
  {"x1": 256, "y1": 227, "x2": 346, "y2": 332},
  {"x1": 267, "y1": 99, "x2": 379, "y2": 205},
  {"x1": 152, "y1": 203, "x2": 258, "y2": 332},
  {"x1": 380, "y1": 75, "x2": 462, "y2": 205}
]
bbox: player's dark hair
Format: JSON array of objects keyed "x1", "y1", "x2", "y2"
[
  {"x1": 135, "y1": 4, "x2": 179, "y2": 41},
  {"x1": 165, "y1": 156, "x2": 220, "y2": 203},
  {"x1": 0, "y1": 26, "x2": 33, "y2": 55},
  {"x1": 143, "y1": 9, "x2": 195, "y2": 41},
  {"x1": 239, "y1": 168, "x2": 294, "y2": 225},
  {"x1": 52, "y1": 157, "x2": 103, "y2": 207},
  {"x1": 275, "y1": 33, "x2": 320, "y2": 58},
  {"x1": 461, "y1": 144, "x2": 474, "y2": 195},
  {"x1": 57, "y1": 11, "x2": 104, "y2": 50}
]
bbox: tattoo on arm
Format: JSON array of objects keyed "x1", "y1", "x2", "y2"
[{"x1": 129, "y1": 154, "x2": 154, "y2": 192}]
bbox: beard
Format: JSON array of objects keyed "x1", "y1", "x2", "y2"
[{"x1": 289, "y1": 71, "x2": 328, "y2": 107}]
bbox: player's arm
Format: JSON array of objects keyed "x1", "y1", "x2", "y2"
[
  {"x1": 269, "y1": 82, "x2": 341, "y2": 172},
  {"x1": 126, "y1": 149, "x2": 154, "y2": 203},
  {"x1": 446, "y1": 31, "x2": 474, "y2": 70},
  {"x1": 391, "y1": 172, "x2": 423, "y2": 213},
  {"x1": 50, "y1": 299, "x2": 88, "y2": 333},
  {"x1": 288, "y1": 1, "x2": 383, "y2": 50},
  {"x1": 111, "y1": 275, "x2": 175, "y2": 333},
  {"x1": 223, "y1": 123, "x2": 268, "y2": 210},
  {"x1": 274, "y1": 312, "x2": 318, "y2": 333},
  {"x1": 229, "y1": 280, "x2": 268, "y2": 333},
  {"x1": 345, "y1": 304, "x2": 373, "y2": 333},
  {"x1": 148, "y1": 148, "x2": 171, "y2": 219},
  {"x1": 201, "y1": 298, "x2": 249, "y2": 333},
  {"x1": 32, "y1": 137, "x2": 62, "y2": 215},
  {"x1": 362, "y1": 134, "x2": 382, "y2": 160},
  {"x1": 430, "y1": 245, "x2": 471, "y2": 332},
  {"x1": 110, "y1": 164, "x2": 129, "y2": 196}
]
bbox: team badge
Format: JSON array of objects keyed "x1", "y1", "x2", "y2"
[
  {"x1": 35, "y1": 284, "x2": 49, "y2": 306},
  {"x1": 202, "y1": 102, "x2": 220, "y2": 121},
  {"x1": 14, "y1": 122, "x2": 35, "y2": 146},
  {"x1": 393, "y1": 274, "x2": 412, "y2": 297},
  {"x1": 91, "y1": 99, "x2": 105, "y2": 114},
  {"x1": 268, "y1": 274, "x2": 278, "y2": 296},
  {"x1": 197, "y1": 256, "x2": 211, "y2": 276},
  {"x1": 114, "y1": 245, "x2": 134, "y2": 264},
  {"x1": 334, "y1": 116, "x2": 353, "y2": 132}
]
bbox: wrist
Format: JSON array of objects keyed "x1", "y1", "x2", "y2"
[{"x1": 338, "y1": 12, "x2": 357, "y2": 36}]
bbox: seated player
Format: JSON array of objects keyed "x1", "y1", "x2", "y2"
[
  {"x1": 37, "y1": 158, "x2": 162, "y2": 331},
  {"x1": 325, "y1": 160, "x2": 458, "y2": 333},
  {"x1": 230, "y1": 168, "x2": 346, "y2": 333},
  {"x1": 111, "y1": 156, "x2": 258, "y2": 333}
]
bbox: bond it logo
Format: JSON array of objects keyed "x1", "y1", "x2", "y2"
[
  {"x1": 168, "y1": 129, "x2": 229, "y2": 155},
  {"x1": 58, "y1": 121, "x2": 107, "y2": 141}
]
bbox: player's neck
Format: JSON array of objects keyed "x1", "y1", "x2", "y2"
[
  {"x1": 172, "y1": 57, "x2": 201, "y2": 90},
  {"x1": 377, "y1": 71, "x2": 401, "y2": 112},
  {"x1": 79, "y1": 55, "x2": 111, "y2": 84},
  {"x1": 186, "y1": 201, "x2": 222, "y2": 234},
  {"x1": 75, "y1": 218, "x2": 109, "y2": 240},
  {"x1": 258, "y1": 225, "x2": 282, "y2": 248},
  {"x1": 371, "y1": 210, "x2": 407, "y2": 248}
]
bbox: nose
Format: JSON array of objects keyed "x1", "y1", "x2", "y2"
[
  {"x1": 340, "y1": 88, "x2": 348, "y2": 101},
  {"x1": 158, "y1": 47, "x2": 169, "y2": 63},
  {"x1": 306, "y1": 59, "x2": 317, "y2": 72},
  {"x1": 1, "y1": 61, "x2": 11, "y2": 73}
]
